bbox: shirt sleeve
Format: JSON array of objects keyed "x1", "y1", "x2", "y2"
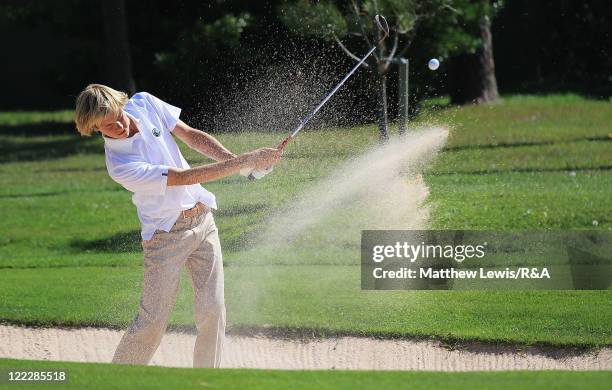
[
  {"x1": 142, "y1": 92, "x2": 182, "y2": 133},
  {"x1": 107, "y1": 153, "x2": 170, "y2": 195}
]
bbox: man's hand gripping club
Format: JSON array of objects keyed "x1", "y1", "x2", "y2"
[
  {"x1": 242, "y1": 147, "x2": 282, "y2": 179},
  {"x1": 240, "y1": 141, "x2": 287, "y2": 179},
  {"x1": 166, "y1": 147, "x2": 282, "y2": 186}
]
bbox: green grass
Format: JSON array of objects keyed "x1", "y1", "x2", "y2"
[
  {"x1": 1, "y1": 359, "x2": 610, "y2": 389},
  {"x1": 0, "y1": 94, "x2": 610, "y2": 347},
  {"x1": 0, "y1": 266, "x2": 610, "y2": 346},
  {"x1": 427, "y1": 171, "x2": 611, "y2": 229},
  {"x1": 418, "y1": 94, "x2": 612, "y2": 147}
]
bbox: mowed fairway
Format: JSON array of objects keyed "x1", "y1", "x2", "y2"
[
  {"x1": 1, "y1": 359, "x2": 611, "y2": 389},
  {"x1": 0, "y1": 95, "x2": 610, "y2": 347}
]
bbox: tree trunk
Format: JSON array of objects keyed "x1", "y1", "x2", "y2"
[
  {"x1": 479, "y1": 15, "x2": 499, "y2": 103},
  {"x1": 377, "y1": 72, "x2": 389, "y2": 141},
  {"x1": 449, "y1": 15, "x2": 499, "y2": 105},
  {"x1": 101, "y1": 0, "x2": 136, "y2": 95}
]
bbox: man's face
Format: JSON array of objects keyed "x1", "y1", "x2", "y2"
[{"x1": 96, "y1": 110, "x2": 131, "y2": 139}]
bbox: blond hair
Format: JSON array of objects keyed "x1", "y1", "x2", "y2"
[{"x1": 74, "y1": 84, "x2": 128, "y2": 136}]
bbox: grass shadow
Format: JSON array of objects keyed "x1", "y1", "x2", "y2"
[
  {"x1": 0, "y1": 191, "x2": 66, "y2": 199},
  {"x1": 445, "y1": 135, "x2": 611, "y2": 152},
  {"x1": 0, "y1": 187, "x2": 121, "y2": 199},
  {"x1": 68, "y1": 204, "x2": 270, "y2": 255},
  {"x1": 38, "y1": 167, "x2": 107, "y2": 173},
  {"x1": 215, "y1": 203, "x2": 269, "y2": 218},
  {"x1": 0, "y1": 122, "x2": 76, "y2": 137},
  {"x1": 0, "y1": 137, "x2": 101, "y2": 163},
  {"x1": 431, "y1": 165, "x2": 612, "y2": 176},
  {"x1": 70, "y1": 230, "x2": 142, "y2": 253},
  {"x1": 222, "y1": 232, "x2": 260, "y2": 254},
  {"x1": 216, "y1": 204, "x2": 270, "y2": 253},
  {"x1": 0, "y1": 121, "x2": 103, "y2": 163}
]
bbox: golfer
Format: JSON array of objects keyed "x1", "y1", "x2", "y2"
[{"x1": 74, "y1": 84, "x2": 281, "y2": 368}]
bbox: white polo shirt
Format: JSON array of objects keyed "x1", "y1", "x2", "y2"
[{"x1": 104, "y1": 92, "x2": 217, "y2": 240}]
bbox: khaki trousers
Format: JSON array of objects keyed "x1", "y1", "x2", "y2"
[{"x1": 112, "y1": 209, "x2": 225, "y2": 368}]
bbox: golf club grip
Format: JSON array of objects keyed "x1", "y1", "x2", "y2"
[
  {"x1": 277, "y1": 135, "x2": 292, "y2": 150},
  {"x1": 247, "y1": 137, "x2": 290, "y2": 180}
]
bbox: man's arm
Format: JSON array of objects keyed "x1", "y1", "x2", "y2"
[
  {"x1": 167, "y1": 147, "x2": 281, "y2": 186},
  {"x1": 167, "y1": 156, "x2": 247, "y2": 186},
  {"x1": 172, "y1": 119, "x2": 236, "y2": 161}
]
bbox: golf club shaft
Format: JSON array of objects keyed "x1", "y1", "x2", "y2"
[
  {"x1": 251, "y1": 45, "x2": 378, "y2": 179},
  {"x1": 249, "y1": 15, "x2": 389, "y2": 179},
  {"x1": 278, "y1": 15, "x2": 389, "y2": 149},
  {"x1": 283, "y1": 44, "x2": 378, "y2": 146},
  {"x1": 278, "y1": 46, "x2": 380, "y2": 150}
]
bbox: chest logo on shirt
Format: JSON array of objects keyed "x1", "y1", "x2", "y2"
[{"x1": 152, "y1": 127, "x2": 161, "y2": 137}]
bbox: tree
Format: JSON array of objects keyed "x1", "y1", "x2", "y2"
[
  {"x1": 279, "y1": 1, "x2": 503, "y2": 139},
  {"x1": 448, "y1": 1, "x2": 499, "y2": 104},
  {"x1": 152, "y1": 12, "x2": 253, "y2": 116},
  {"x1": 101, "y1": 0, "x2": 136, "y2": 95},
  {"x1": 280, "y1": 0, "x2": 430, "y2": 140}
]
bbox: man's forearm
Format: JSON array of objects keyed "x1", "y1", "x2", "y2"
[
  {"x1": 167, "y1": 155, "x2": 249, "y2": 186},
  {"x1": 185, "y1": 129, "x2": 236, "y2": 161}
]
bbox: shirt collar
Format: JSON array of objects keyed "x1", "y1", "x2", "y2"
[
  {"x1": 103, "y1": 117, "x2": 142, "y2": 153},
  {"x1": 125, "y1": 110, "x2": 140, "y2": 125}
]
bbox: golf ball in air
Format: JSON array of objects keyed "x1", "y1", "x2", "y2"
[{"x1": 428, "y1": 58, "x2": 440, "y2": 70}]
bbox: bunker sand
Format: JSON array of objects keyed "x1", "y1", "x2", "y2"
[{"x1": 1, "y1": 325, "x2": 610, "y2": 371}]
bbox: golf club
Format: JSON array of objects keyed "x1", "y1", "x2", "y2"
[{"x1": 247, "y1": 14, "x2": 389, "y2": 180}]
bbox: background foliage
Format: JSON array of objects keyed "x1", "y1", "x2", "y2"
[{"x1": 0, "y1": 0, "x2": 609, "y2": 120}]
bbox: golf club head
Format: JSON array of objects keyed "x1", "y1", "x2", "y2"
[{"x1": 374, "y1": 15, "x2": 389, "y2": 40}]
